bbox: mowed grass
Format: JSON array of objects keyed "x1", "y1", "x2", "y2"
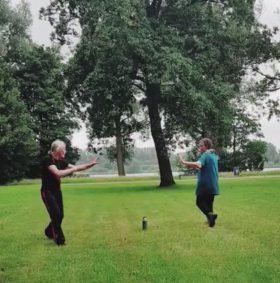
[{"x1": 0, "y1": 176, "x2": 280, "y2": 283}]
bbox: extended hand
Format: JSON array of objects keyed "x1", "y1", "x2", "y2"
[{"x1": 91, "y1": 158, "x2": 99, "y2": 166}]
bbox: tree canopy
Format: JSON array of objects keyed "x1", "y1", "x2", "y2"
[
  {"x1": 14, "y1": 44, "x2": 80, "y2": 177},
  {"x1": 0, "y1": 0, "x2": 79, "y2": 183},
  {"x1": 40, "y1": 0, "x2": 280, "y2": 186},
  {"x1": 0, "y1": 0, "x2": 37, "y2": 183},
  {"x1": 0, "y1": 60, "x2": 37, "y2": 184}
]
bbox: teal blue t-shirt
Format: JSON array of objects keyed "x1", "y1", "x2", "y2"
[{"x1": 196, "y1": 150, "x2": 219, "y2": 196}]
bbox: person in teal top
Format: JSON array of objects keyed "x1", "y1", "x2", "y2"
[{"x1": 179, "y1": 138, "x2": 219, "y2": 227}]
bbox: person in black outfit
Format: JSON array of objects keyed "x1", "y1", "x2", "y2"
[{"x1": 41, "y1": 139, "x2": 98, "y2": 246}]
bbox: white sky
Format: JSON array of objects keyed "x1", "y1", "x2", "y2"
[{"x1": 10, "y1": 0, "x2": 280, "y2": 150}]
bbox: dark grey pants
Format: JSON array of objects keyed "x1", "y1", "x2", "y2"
[{"x1": 196, "y1": 194, "x2": 215, "y2": 217}]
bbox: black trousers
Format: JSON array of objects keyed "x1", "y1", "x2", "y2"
[
  {"x1": 41, "y1": 189, "x2": 65, "y2": 243},
  {"x1": 196, "y1": 194, "x2": 215, "y2": 218}
]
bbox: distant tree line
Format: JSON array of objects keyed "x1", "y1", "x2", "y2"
[
  {"x1": 77, "y1": 140, "x2": 278, "y2": 175},
  {"x1": 265, "y1": 143, "x2": 280, "y2": 166}
]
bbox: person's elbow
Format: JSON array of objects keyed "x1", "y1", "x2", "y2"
[
  {"x1": 51, "y1": 170, "x2": 61, "y2": 179},
  {"x1": 48, "y1": 166, "x2": 61, "y2": 178},
  {"x1": 196, "y1": 162, "x2": 202, "y2": 169}
]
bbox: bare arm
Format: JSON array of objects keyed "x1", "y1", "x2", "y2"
[
  {"x1": 48, "y1": 165, "x2": 77, "y2": 178},
  {"x1": 178, "y1": 154, "x2": 202, "y2": 169},
  {"x1": 48, "y1": 159, "x2": 98, "y2": 178},
  {"x1": 74, "y1": 159, "x2": 98, "y2": 172}
]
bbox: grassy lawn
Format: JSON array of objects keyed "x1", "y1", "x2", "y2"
[{"x1": 0, "y1": 176, "x2": 280, "y2": 283}]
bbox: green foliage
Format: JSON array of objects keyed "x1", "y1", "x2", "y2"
[
  {"x1": 0, "y1": 0, "x2": 38, "y2": 184},
  {"x1": 41, "y1": 0, "x2": 279, "y2": 184},
  {"x1": 218, "y1": 140, "x2": 267, "y2": 172},
  {"x1": 14, "y1": 45, "x2": 79, "y2": 177},
  {"x1": 161, "y1": 0, "x2": 275, "y2": 148},
  {"x1": 62, "y1": 3, "x2": 146, "y2": 175},
  {"x1": 0, "y1": 0, "x2": 79, "y2": 179},
  {"x1": 243, "y1": 140, "x2": 267, "y2": 171},
  {"x1": 218, "y1": 150, "x2": 234, "y2": 172},
  {"x1": 231, "y1": 109, "x2": 262, "y2": 151},
  {"x1": 0, "y1": 0, "x2": 32, "y2": 63},
  {"x1": 106, "y1": 142, "x2": 134, "y2": 164},
  {"x1": 0, "y1": 61, "x2": 37, "y2": 184}
]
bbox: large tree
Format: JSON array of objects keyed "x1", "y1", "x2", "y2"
[
  {"x1": 0, "y1": 60, "x2": 37, "y2": 184},
  {"x1": 1, "y1": 0, "x2": 79, "y2": 177},
  {"x1": 13, "y1": 45, "x2": 80, "y2": 177},
  {"x1": 0, "y1": 0, "x2": 38, "y2": 184},
  {"x1": 65, "y1": 36, "x2": 144, "y2": 176},
  {"x1": 41, "y1": 0, "x2": 182, "y2": 186},
  {"x1": 162, "y1": 0, "x2": 279, "y2": 147},
  {"x1": 41, "y1": 0, "x2": 278, "y2": 186}
]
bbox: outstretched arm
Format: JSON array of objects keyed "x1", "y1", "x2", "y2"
[
  {"x1": 48, "y1": 165, "x2": 77, "y2": 178},
  {"x1": 178, "y1": 154, "x2": 201, "y2": 169},
  {"x1": 48, "y1": 159, "x2": 98, "y2": 178},
  {"x1": 74, "y1": 159, "x2": 98, "y2": 172}
]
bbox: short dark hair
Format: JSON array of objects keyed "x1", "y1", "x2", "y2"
[{"x1": 199, "y1": 138, "x2": 213, "y2": 149}]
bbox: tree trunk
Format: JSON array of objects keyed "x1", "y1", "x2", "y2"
[
  {"x1": 116, "y1": 121, "x2": 126, "y2": 176},
  {"x1": 146, "y1": 83, "x2": 175, "y2": 187}
]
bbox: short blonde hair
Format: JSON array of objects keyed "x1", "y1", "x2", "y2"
[{"x1": 50, "y1": 139, "x2": 66, "y2": 153}]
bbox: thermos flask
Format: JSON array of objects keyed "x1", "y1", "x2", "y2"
[{"x1": 142, "y1": 216, "x2": 148, "y2": 230}]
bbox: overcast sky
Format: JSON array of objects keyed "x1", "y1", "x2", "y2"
[{"x1": 10, "y1": 0, "x2": 280, "y2": 149}]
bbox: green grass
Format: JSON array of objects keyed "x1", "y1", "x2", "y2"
[{"x1": 1, "y1": 176, "x2": 280, "y2": 283}]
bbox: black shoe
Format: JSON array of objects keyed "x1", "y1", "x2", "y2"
[
  {"x1": 208, "y1": 213, "x2": 218, "y2": 227},
  {"x1": 56, "y1": 239, "x2": 65, "y2": 246},
  {"x1": 55, "y1": 234, "x2": 65, "y2": 246}
]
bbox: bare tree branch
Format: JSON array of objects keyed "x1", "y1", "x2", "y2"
[
  {"x1": 255, "y1": 69, "x2": 280, "y2": 81},
  {"x1": 266, "y1": 86, "x2": 280, "y2": 92},
  {"x1": 133, "y1": 83, "x2": 145, "y2": 93},
  {"x1": 134, "y1": 75, "x2": 145, "y2": 82}
]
